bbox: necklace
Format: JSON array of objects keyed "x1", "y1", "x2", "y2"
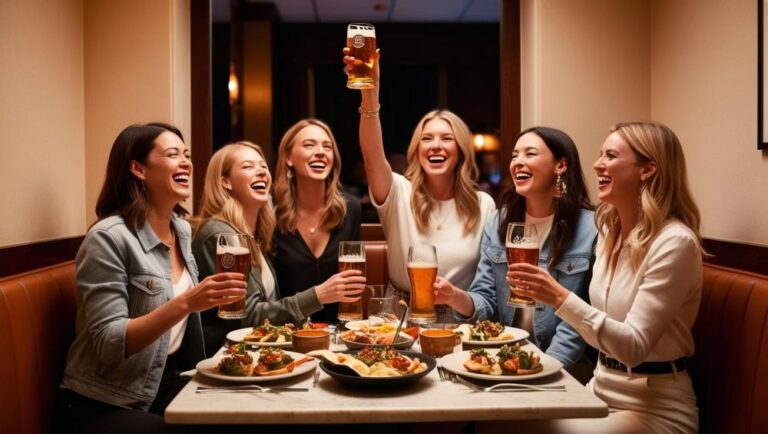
[
  {"x1": 433, "y1": 202, "x2": 452, "y2": 231},
  {"x1": 298, "y1": 209, "x2": 322, "y2": 236},
  {"x1": 162, "y1": 230, "x2": 176, "y2": 248}
]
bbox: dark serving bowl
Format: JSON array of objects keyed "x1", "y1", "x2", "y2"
[{"x1": 319, "y1": 350, "x2": 436, "y2": 389}]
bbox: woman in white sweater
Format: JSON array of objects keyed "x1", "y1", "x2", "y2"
[{"x1": 503, "y1": 121, "x2": 703, "y2": 433}]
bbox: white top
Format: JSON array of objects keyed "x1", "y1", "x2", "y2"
[
  {"x1": 372, "y1": 173, "x2": 496, "y2": 291},
  {"x1": 168, "y1": 268, "x2": 193, "y2": 354},
  {"x1": 525, "y1": 213, "x2": 554, "y2": 249},
  {"x1": 556, "y1": 221, "x2": 703, "y2": 367},
  {"x1": 259, "y1": 252, "x2": 276, "y2": 300}
]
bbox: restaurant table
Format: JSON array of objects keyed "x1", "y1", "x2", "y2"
[{"x1": 165, "y1": 338, "x2": 608, "y2": 425}]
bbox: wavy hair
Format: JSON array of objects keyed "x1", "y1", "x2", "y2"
[
  {"x1": 95, "y1": 122, "x2": 188, "y2": 233},
  {"x1": 192, "y1": 142, "x2": 275, "y2": 267},
  {"x1": 273, "y1": 119, "x2": 347, "y2": 234},
  {"x1": 596, "y1": 121, "x2": 703, "y2": 269},
  {"x1": 497, "y1": 127, "x2": 593, "y2": 270},
  {"x1": 404, "y1": 110, "x2": 481, "y2": 236}
]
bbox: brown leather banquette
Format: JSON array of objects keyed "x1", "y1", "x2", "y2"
[{"x1": 1, "y1": 251, "x2": 766, "y2": 433}]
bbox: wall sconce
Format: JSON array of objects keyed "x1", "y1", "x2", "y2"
[
  {"x1": 472, "y1": 133, "x2": 500, "y2": 152},
  {"x1": 228, "y1": 65, "x2": 239, "y2": 106}
]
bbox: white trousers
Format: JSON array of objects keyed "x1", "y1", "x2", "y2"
[{"x1": 477, "y1": 363, "x2": 699, "y2": 434}]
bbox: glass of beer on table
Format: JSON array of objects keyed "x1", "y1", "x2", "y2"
[
  {"x1": 216, "y1": 233, "x2": 251, "y2": 319},
  {"x1": 345, "y1": 23, "x2": 376, "y2": 89},
  {"x1": 407, "y1": 244, "x2": 438, "y2": 324},
  {"x1": 338, "y1": 241, "x2": 366, "y2": 322},
  {"x1": 506, "y1": 223, "x2": 540, "y2": 308}
]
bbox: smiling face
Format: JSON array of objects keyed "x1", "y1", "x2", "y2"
[
  {"x1": 133, "y1": 131, "x2": 192, "y2": 206},
  {"x1": 417, "y1": 117, "x2": 460, "y2": 179},
  {"x1": 223, "y1": 146, "x2": 271, "y2": 210},
  {"x1": 509, "y1": 132, "x2": 564, "y2": 200},
  {"x1": 593, "y1": 132, "x2": 648, "y2": 210},
  {"x1": 286, "y1": 124, "x2": 335, "y2": 183}
]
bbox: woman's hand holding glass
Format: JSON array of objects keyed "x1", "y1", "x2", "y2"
[
  {"x1": 506, "y1": 263, "x2": 570, "y2": 309},
  {"x1": 178, "y1": 272, "x2": 247, "y2": 313},
  {"x1": 314, "y1": 269, "x2": 367, "y2": 304}
]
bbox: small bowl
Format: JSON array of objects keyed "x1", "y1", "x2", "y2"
[
  {"x1": 419, "y1": 329, "x2": 459, "y2": 357},
  {"x1": 341, "y1": 332, "x2": 416, "y2": 350},
  {"x1": 291, "y1": 329, "x2": 331, "y2": 353}
]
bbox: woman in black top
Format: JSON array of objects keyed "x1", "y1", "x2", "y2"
[{"x1": 272, "y1": 119, "x2": 365, "y2": 323}]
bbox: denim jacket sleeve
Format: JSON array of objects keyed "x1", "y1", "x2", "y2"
[{"x1": 457, "y1": 212, "x2": 502, "y2": 323}]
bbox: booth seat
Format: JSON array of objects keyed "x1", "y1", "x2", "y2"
[{"x1": 1, "y1": 250, "x2": 767, "y2": 433}]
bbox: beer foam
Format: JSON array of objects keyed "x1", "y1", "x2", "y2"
[
  {"x1": 339, "y1": 256, "x2": 366, "y2": 263},
  {"x1": 505, "y1": 242, "x2": 538, "y2": 249},
  {"x1": 407, "y1": 262, "x2": 438, "y2": 268},
  {"x1": 217, "y1": 245, "x2": 250, "y2": 255},
  {"x1": 347, "y1": 24, "x2": 375, "y2": 37}
]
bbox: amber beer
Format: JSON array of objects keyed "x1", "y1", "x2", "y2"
[
  {"x1": 408, "y1": 262, "x2": 438, "y2": 324},
  {"x1": 337, "y1": 257, "x2": 366, "y2": 320},
  {"x1": 346, "y1": 23, "x2": 376, "y2": 89},
  {"x1": 216, "y1": 244, "x2": 250, "y2": 319},
  {"x1": 506, "y1": 243, "x2": 539, "y2": 307}
]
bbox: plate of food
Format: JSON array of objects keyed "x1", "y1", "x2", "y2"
[
  {"x1": 453, "y1": 321, "x2": 529, "y2": 346},
  {"x1": 308, "y1": 347, "x2": 436, "y2": 389},
  {"x1": 339, "y1": 327, "x2": 416, "y2": 350},
  {"x1": 196, "y1": 344, "x2": 315, "y2": 382},
  {"x1": 226, "y1": 319, "x2": 296, "y2": 347},
  {"x1": 439, "y1": 344, "x2": 562, "y2": 381},
  {"x1": 344, "y1": 319, "x2": 401, "y2": 331}
]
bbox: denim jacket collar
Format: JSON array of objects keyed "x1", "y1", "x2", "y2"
[{"x1": 136, "y1": 213, "x2": 189, "y2": 253}]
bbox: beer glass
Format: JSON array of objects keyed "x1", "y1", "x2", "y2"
[
  {"x1": 338, "y1": 241, "x2": 366, "y2": 321},
  {"x1": 216, "y1": 233, "x2": 250, "y2": 319},
  {"x1": 407, "y1": 244, "x2": 438, "y2": 324},
  {"x1": 367, "y1": 292, "x2": 398, "y2": 328},
  {"x1": 506, "y1": 223, "x2": 540, "y2": 308},
  {"x1": 346, "y1": 23, "x2": 376, "y2": 89}
]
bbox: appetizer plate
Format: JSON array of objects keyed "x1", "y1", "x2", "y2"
[
  {"x1": 439, "y1": 348, "x2": 563, "y2": 382},
  {"x1": 196, "y1": 350, "x2": 315, "y2": 382},
  {"x1": 344, "y1": 320, "x2": 401, "y2": 331},
  {"x1": 226, "y1": 327, "x2": 293, "y2": 347},
  {"x1": 453, "y1": 325, "x2": 530, "y2": 346},
  {"x1": 340, "y1": 332, "x2": 416, "y2": 350},
  {"x1": 319, "y1": 350, "x2": 436, "y2": 389}
]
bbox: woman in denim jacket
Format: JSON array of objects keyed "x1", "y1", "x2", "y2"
[
  {"x1": 55, "y1": 123, "x2": 246, "y2": 434},
  {"x1": 435, "y1": 127, "x2": 597, "y2": 372}
]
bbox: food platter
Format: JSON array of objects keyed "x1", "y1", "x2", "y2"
[
  {"x1": 453, "y1": 324, "x2": 529, "y2": 346},
  {"x1": 227, "y1": 327, "x2": 293, "y2": 348},
  {"x1": 439, "y1": 348, "x2": 562, "y2": 382},
  {"x1": 318, "y1": 350, "x2": 436, "y2": 389},
  {"x1": 196, "y1": 350, "x2": 315, "y2": 382}
]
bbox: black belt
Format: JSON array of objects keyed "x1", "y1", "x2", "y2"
[{"x1": 599, "y1": 353, "x2": 686, "y2": 374}]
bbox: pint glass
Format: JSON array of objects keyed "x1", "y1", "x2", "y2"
[
  {"x1": 506, "y1": 223, "x2": 539, "y2": 308},
  {"x1": 216, "y1": 233, "x2": 250, "y2": 319},
  {"x1": 338, "y1": 241, "x2": 366, "y2": 321},
  {"x1": 407, "y1": 244, "x2": 437, "y2": 324},
  {"x1": 346, "y1": 23, "x2": 376, "y2": 89}
]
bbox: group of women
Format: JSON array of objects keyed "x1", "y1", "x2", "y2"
[{"x1": 54, "y1": 49, "x2": 704, "y2": 434}]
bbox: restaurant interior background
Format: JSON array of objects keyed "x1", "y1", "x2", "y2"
[{"x1": 0, "y1": 0, "x2": 767, "y2": 276}]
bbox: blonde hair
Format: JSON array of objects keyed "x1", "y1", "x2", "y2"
[
  {"x1": 596, "y1": 121, "x2": 703, "y2": 269},
  {"x1": 404, "y1": 110, "x2": 482, "y2": 236},
  {"x1": 192, "y1": 142, "x2": 276, "y2": 267},
  {"x1": 273, "y1": 119, "x2": 347, "y2": 234}
]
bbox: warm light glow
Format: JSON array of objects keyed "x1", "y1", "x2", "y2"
[
  {"x1": 228, "y1": 67, "x2": 239, "y2": 105},
  {"x1": 472, "y1": 133, "x2": 500, "y2": 152},
  {"x1": 473, "y1": 134, "x2": 486, "y2": 151}
]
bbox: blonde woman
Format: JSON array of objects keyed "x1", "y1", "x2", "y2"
[
  {"x1": 504, "y1": 122, "x2": 703, "y2": 433},
  {"x1": 272, "y1": 120, "x2": 366, "y2": 323},
  {"x1": 193, "y1": 142, "x2": 362, "y2": 355},
  {"x1": 343, "y1": 50, "x2": 495, "y2": 313}
]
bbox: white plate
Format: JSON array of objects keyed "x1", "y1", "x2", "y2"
[
  {"x1": 453, "y1": 324, "x2": 530, "y2": 346},
  {"x1": 439, "y1": 347, "x2": 563, "y2": 381},
  {"x1": 196, "y1": 350, "x2": 315, "y2": 382},
  {"x1": 226, "y1": 327, "x2": 293, "y2": 347},
  {"x1": 343, "y1": 320, "x2": 401, "y2": 331}
]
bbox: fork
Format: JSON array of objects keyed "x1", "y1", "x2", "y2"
[
  {"x1": 452, "y1": 374, "x2": 566, "y2": 392},
  {"x1": 312, "y1": 368, "x2": 321, "y2": 388},
  {"x1": 195, "y1": 385, "x2": 308, "y2": 393}
]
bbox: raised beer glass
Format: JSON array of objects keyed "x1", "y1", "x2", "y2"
[
  {"x1": 338, "y1": 241, "x2": 366, "y2": 322},
  {"x1": 216, "y1": 233, "x2": 250, "y2": 319},
  {"x1": 346, "y1": 23, "x2": 376, "y2": 89},
  {"x1": 407, "y1": 244, "x2": 438, "y2": 324},
  {"x1": 506, "y1": 223, "x2": 540, "y2": 308}
]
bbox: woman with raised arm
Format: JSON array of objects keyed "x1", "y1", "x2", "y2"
[
  {"x1": 501, "y1": 121, "x2": 703, "y2": 433},
  {"x1": 434, "y1": 127, "x2": 597, "y2": 375},
  {"x1": 55, "y1": 123, "x2": 246, "y2": 434},
  {"x1": 271, "y1": 119, "x2": 366, "y2": 323},
  {"x1": 343, "y1": 50, "x2": 496, "y2": 317}
]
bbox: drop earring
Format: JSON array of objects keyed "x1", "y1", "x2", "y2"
[{"x1": 554, "y1": 174, "x2": 567, "y2": 198}]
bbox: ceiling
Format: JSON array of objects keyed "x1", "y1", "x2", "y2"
[{"x1": 212, "y1": 0, "x2": 500, "y2": 23}]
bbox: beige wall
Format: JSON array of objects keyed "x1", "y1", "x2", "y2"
[
  {"x1": 521, "y1": 0, "x2": 651, "y2": 198},
  {"x1": 650, "y1": 0, "x2": 768, "y2": 245},
  {"x1": 0, "y1": 0, "x2": 86, "y2": 247}
]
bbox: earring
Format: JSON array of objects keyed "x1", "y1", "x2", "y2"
[
  {"x1": 286, "y1": 168, "x2": 294, "y2": 180},
  {"x1": 554, "y1": 174, "x2": 567, "y2": 198}
]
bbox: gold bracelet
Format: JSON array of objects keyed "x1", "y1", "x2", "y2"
[{"x1": 358, "y1": 103, "x2": 381, "y2": 118}]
